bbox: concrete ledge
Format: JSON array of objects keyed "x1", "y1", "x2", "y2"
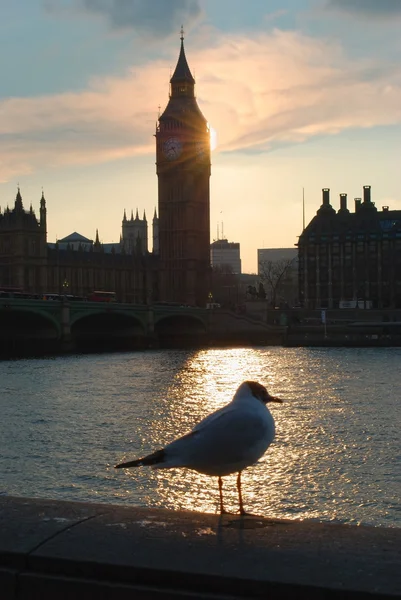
[{"x1": 0, "y1": 496, "x2": 400, "y2": 599}]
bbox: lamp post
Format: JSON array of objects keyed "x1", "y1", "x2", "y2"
[{"x1": 62, "y1": 279, "x2": 69, "y2": 299}]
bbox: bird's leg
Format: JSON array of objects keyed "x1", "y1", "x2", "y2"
[
  {"x1": 237, "y1": 472, "x2": 259, "y2": 516},
  {"x1": 218, "y1": 476, "x2": 228, "y2": 514},
  {"x1": 237, "y1": 471, "x2": 248, "y2": 516}
]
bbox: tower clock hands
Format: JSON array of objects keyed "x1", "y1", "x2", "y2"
[{"x1": 163, "y1": 137, "x2": 182, "y2": 160}]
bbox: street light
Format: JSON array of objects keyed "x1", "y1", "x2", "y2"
[{"x1": 62, "y1": 279, "x2": 69, "y2": 298}]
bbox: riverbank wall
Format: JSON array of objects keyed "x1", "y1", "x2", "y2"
[
  {"x1": 2, "y1": 302, "x2": 401, "y2": 358},
  {"x1": 1, "y1": 496, "x2": 400, "y2": 599}
]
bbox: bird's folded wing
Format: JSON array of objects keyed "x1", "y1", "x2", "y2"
[
  {"x1": 167, "y1": 408, "x2": 269, "y2": 464},
  {"x1": 192, "y1": 404, "x2": 237, "y2": 433},
  {"x1": 196, "y1": 409, "x2": 268, "y2": 446}
]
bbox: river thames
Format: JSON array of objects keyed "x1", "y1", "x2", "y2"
[{"x1": 1, "y1": 347, "x2": 400, "y2": 527}]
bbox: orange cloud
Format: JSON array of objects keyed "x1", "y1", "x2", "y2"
[{"x1": 1, "y1": 29, "x2": 401, "y2": 181}]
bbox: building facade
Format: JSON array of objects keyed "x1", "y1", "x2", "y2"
[
  {"x1": 156, "y1": 31, "x2": 211, "y2": 306},
  {"x1": 0, "y1": 189, "x2": 48, "y2": 291},
  {"x1": 257, "y1": 248, "x2": 298, "y2": 271},
  {"x1": 1, "y1": 35, "x2": 212, "y2": 306},
  {"x1": 298, "y1": 186, "x2": 401, "y2": 309},
  {"x1": 122, "y1": 209, "x2": 148, "y2": 255},
  {"x1": 0, "y1": 189, "x2": 158, "y2": 303},
  {"x1": 210, "y1": 239, "x2": 241, "y2": 274}
]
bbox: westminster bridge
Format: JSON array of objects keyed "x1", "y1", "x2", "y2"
[{"x1": 0, "y1": 298, "x2": 282, "y2": 356}]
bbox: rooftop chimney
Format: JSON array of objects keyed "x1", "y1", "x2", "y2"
[
  {"x1": 339, "y1": 193, "x2": 348, "y2": 212},
  {"x1": 383, "y1": 206, "x2": 389, "y2": 212},
  {"x1": 355, "y1": 198, "x2": 362, "y2": 213},
  {"x1": 363, "y1": 185, "x2": 371, "y2": 204},
  {"x1": 322, "y1": 188, "x2": 330, "y2": 206}
]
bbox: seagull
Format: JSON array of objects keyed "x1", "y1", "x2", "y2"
[{"x1": 115, "y1": 381, "x2": 283, "y2": 515}]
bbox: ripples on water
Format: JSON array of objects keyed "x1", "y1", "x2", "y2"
[{"x1": 0, "y1": 347, "x2": 400, "y2": 527}]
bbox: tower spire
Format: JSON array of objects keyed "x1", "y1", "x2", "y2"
[{"x1": 170, "y1": 26, "x2": 195, "y2": 85}]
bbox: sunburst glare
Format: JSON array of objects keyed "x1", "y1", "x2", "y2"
[{"x1": 209, "y1": 125, "x2": 218, "y2": 151}]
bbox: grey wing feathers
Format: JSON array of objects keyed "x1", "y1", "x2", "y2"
[
  {"x1": 165, "y1": 408, "x2": 271, "y2": 471},
  {"x1": 192, "y1": 404, "x2": 235, "y2": 433}
]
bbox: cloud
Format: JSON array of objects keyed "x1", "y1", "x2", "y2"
[
  {"x1": 328, "y1": 0, "x2": 401, "y2": 18},
  {"x1": 196, "y1": 31, "x2": 401, "y2": 153},
  {"x1": 43, "y1": 0, "x2": 202, "y2": 36},
  {"x1": 0, "y1": 66, "x2": 162, "y2": 177},
  {"x1": 1, "y1": 29, "x2": 401, "y2": 180}
]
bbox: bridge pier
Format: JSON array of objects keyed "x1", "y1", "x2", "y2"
[
  {"x1": 146, "y1": 306, "x2": 155, "y2": 334},
  {"x1": 60, "y1": 300, "x2": 72, "y2": 344},
  {"x1": 146, "y1": 306, "x2": 159, "y2": 347}
]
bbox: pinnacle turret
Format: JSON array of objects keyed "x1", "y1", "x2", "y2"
[
  {"x1": 15, "y1": 187, "x2": 23, "y2": 211},
  {"x1": 40, "y1": 189, "x2": 47, "y2": 231}
]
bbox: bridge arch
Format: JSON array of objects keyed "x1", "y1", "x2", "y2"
[
  {"x1": 70, "y1": 309, "x2": 147, "y2": 350},
  {"x1": 154, "y1": 314, "x2": 208, "y2": 347},
  {"x1": 70, "y1": 309, "x2": 147, "y2": 330},
  {"x1": 0, "y1": 306, "x2": 61, "y2": 337}
]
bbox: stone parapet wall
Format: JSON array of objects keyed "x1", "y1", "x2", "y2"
[{"x1": 0, "y1": 496, "x2": 400, "y2": 599}]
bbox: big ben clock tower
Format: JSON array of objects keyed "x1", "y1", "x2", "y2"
[{"x1": 156, "y1": 28, "x2": 211, "y2": 306}]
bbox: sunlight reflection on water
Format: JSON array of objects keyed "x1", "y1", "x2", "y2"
[{"x1": 1, "y1": 347, "x2": 400, "y2": 526}]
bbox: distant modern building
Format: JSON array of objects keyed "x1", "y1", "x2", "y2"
[
  {"x1": 298, "y1": 186, "x2": 401, "y2": 309},
  {"x1": 210, "y1": 239, "x2": 241, "y2": 274},
  {"x1": 257, "y1": 248, "x2": 297, "y2": 273},
  {"x1": 257, "y1": 247, "x2": 298, "y2": 307}
]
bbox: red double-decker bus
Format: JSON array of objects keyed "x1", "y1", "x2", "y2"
[{"x1": 87, "y1": 291, "x2": 117, "y2": 303}]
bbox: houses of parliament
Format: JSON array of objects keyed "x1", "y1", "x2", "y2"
[{"x1": 0, "y1": 34, "x2": 211, "y2": 306}]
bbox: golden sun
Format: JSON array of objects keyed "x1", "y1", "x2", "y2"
[{"x1": 209, "y1": 125, "x2": 218, "y2": 151}]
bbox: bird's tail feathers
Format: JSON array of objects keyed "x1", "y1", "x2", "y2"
[{"x1": 115, "y1": 448, "x2": 165, "y2": 469}]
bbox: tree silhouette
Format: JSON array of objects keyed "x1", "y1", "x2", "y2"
[{"x1": 259, "y1": 258, "x2": 294, "y2": 308}]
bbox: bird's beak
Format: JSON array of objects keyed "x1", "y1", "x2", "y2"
[{"x1": 268, "y1": 396, "x2": 283, "y2": 403}]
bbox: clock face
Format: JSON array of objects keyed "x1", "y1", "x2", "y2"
[{"x1": 163, "y1": 137, "x2": 182, "y2": 161}]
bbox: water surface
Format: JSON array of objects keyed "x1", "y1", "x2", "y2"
[{"x1": 1, "y1": 347, "x2": 399, "y2": 526}]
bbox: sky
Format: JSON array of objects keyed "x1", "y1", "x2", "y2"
[{"x1": 1, "y1": 0, "x2": 401, "y2": 273}]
